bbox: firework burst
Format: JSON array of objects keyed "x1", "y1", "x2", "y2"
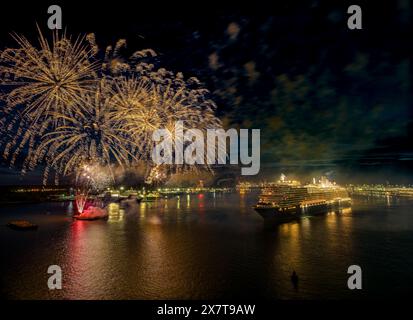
[
  {"x1": 110, "y1": 74, "x2": 223, "y2": 167},
  {"x1": 0, "y1": 28, "x2": 98, "y2": 169},
  {"x1": 31, "y1": 80, "x2": 141, "y2": 183},
  {"x1": 0, "y1": 27, "x2": 97, "y2": 120},
  {"x1": 0, "y1": 28, "x2": 223, "y2": 185},
  {"x1": 77, "y1": 163, "x2": 114, "y2": 191}
]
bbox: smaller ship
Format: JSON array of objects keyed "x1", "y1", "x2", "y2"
[
  {"x1": 119, "y1": 194, "x2": 142, "y2": 208},
  {"x1": 254, "y1": 175, "x2": 352, "y2": 224},
  {"x1": 142, "y1": 191, "x2": 161, "y2": 202},
  {"x1": 8, "y1": 220, "x2": 38, "y2": 230},
  {"x1": 73, "y1": 206, "x2": 108, "y2": 221}
]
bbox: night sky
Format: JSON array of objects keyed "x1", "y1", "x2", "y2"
[{"x1": 0, "y1": 1, "x2": 412, "y2": 184}]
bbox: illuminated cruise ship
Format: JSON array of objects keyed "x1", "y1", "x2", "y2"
[{"x1": 253, "y1": 174, "x2": 352, "y2": 224}]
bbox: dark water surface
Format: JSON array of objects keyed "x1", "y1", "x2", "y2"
[{"x1": 1, "y1": 192, "x2": 413, "y2": 299}]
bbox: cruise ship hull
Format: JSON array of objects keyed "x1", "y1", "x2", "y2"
[{"x1": 254, "y1": 199, "x2": 351, "y2": 225}]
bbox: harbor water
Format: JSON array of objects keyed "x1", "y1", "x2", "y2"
[{"x1": 1, "y1": 192, "x2": 413, "y2": 299}]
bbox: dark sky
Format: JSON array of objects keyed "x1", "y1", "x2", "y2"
[{"x1": 0, "y1": 0, "x2": 412, "y2": 184}]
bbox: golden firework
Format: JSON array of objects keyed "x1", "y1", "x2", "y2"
[
  {"x1": 32, "y1": 80, "x2": 140, "y2": 183},
  {"x1": 0, "y1": 28, "x2": 223, "y2": 185}
]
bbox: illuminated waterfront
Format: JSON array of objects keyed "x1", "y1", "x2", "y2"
[
  {"x1": 347, "y1": 184, "x2": 413, "y2": 198},
  {"x1": 1, "y1": 192, "x2": 413, "y2": 299}
]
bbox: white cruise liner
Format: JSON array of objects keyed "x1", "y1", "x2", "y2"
[{"x1": 253, "y1": 175, "x2": 352, "y2": 224}]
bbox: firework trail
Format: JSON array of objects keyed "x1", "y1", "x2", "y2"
[{"x1": 85, "y1": 33, "x2": 157, "y2": 77}]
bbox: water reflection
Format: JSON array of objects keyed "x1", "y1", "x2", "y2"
[
  {"x1": 2, "y1": 195, "x2": 413, "y2": 299},
  {"x1": 64, "y1": 202, "x2": 74, "y2": 216},
  {"x1": 107, "y1": 203, "x2": 124, "y2": 222},
  {"x1": 63, "y1": 220, "x2": 113, "y2": 299}
]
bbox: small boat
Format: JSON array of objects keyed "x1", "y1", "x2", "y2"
[
  {"x1": 73, "y1": 206, "x2": 108, "y2": 221},
  {"x1": 120, "y1": 194, "x2": 142, "y2": 206},
  {"x1": 142, "y1": 192, "x2": 161, "y2": 202},
  {"x1": 8, "y1": 220, "x2": 38, "y2": 230}
]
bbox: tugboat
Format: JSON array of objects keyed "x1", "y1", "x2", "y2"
[{"x1": 73, "y1": 206, "x2": 108, "y2": 221}]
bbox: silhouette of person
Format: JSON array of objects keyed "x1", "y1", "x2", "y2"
[{"x1": 291, "y1": 270, "x2": 299, "y2": 290}]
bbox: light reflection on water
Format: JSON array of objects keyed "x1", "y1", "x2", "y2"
[{"x1": 1, "y1": 193, "x2": 413, "y2": 299}]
